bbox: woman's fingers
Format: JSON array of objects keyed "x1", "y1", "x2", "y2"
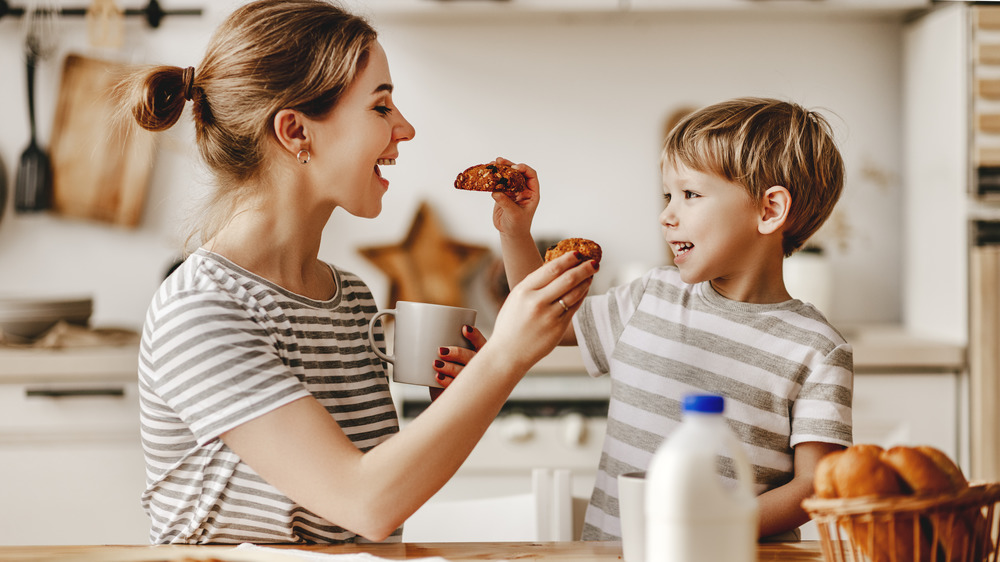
[
  {"x1": 552, "y1": 269, "x2": 596, "y2": 315},
  {"x1": 519, "y1": 251, "x2": 598, "y2": 298},
  {"x1": 429, "y1": 324, "x2": 487, "y2": 398}
]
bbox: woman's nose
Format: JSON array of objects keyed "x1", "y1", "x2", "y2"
[{"x1": 395, "y1": 110, "x2": 416, "y2": 142}]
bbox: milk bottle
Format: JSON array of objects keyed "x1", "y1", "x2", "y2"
[{"x1": 645, "y1": 394, "x2": 759, "y2": 562}]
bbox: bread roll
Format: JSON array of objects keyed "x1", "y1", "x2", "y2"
[
  {"x1": 454, "y1": 163, "x2": 527, "y2": 193},
  {"x1": 831, "y1": 445, "x2": 902, "y2": 498},
  {"x1": 881, "y1": 446, "x2": 958, "y2": 495},
  {"x1": 813, "y1": 449, "x2": 844, "y2": 498},
  {"x1": 916, "y1": 445, "x2": 968, "y2": 491}
]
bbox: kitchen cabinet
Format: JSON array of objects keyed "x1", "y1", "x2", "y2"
[
  {"x1": 903, "y1": 3, "x2": 1000, "y2": 482},
  {"x1": 0, "y1": 346, "x2": 147, "y2": 546},
  {"x1": 0, "y1": 325, "x2": 963, "y2": 545}
]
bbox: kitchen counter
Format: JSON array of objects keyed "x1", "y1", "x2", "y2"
[
  {"x1": 0, "y1": 323, "x2": 966, "y2": 382},
  {"x1": 533, "y1": 323, "x2": 966, "y2": 374},
  {"x1": 0, "y1": 541, "x2": 825, "y2": 561}
]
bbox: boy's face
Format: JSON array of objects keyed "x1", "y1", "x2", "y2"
[{"x1": 659, "y1": 160, "x2": 762, "y2": 286}]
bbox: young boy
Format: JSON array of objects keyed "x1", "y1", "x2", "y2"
[{"x1": 490, "y1": 97, "x2": 854, "y2": 541}]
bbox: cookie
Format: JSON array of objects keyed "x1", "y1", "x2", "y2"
[
  {"x1": 544, "y1": 238, "x2": 602, "y2": 265},
  {"x1": 454, "y1": 163, "x2": 527, "y2": 193}
]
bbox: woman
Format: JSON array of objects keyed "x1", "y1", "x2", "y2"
[{"x1": 121, "y1": 0, "x2": 597, "y2": 544}]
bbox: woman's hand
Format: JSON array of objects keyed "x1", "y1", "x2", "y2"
[
  {"x1": 491, "y1": 157, "x2": 539, "y2": 239},
  {"x1": 485, "y1": 250, "x2": 597, "y2": 373},
  {"x1": 429, "y1": 325, "x2": 487, "y2": 400}
]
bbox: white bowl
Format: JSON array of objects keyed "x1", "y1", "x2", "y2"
[{"x1": 0, "y1": 296, "x2": 93, "y2": 340}]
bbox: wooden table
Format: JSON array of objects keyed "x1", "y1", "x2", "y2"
[{"x1": 0, "y1": 541, "x2": 826, "y2": 561}]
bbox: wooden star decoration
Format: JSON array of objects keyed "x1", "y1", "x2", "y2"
[{"x1": 358, "y1": 201, "x2": 491, "y2": 309}]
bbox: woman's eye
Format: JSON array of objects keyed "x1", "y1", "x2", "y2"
[{"x1": 374, "y1": 105, "x2": 393, "y2": 116}]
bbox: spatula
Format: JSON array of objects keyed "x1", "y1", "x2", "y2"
[{"x1": 14, "y1": 2, "x2": 56, "y2": 213}]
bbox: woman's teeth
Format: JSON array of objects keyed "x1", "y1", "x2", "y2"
[{"x1": 376, "y1": 158, "x2": 395, "y2": 166}]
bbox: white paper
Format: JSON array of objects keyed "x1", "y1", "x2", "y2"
[{"x1": 234, "y1": 543, "x2": 451, "y2": 562}]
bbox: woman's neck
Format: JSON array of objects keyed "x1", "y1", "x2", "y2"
[{"x1": 206, "y1": 204, "x2": 334, "y2": 300}]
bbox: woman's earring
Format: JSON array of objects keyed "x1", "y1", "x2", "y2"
[{"x1": 297, "y1": 149, "x2": 311, "y2": 164}]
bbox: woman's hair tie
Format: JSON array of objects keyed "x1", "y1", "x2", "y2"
[{"x1": 181, "y1": 66, "x2": 195, "y2": 101}]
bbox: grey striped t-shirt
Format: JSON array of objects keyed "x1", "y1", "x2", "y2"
[
  {"x1": 574, "y1": 266, "x2": 853, "y2": 541},
  {"x1": 138, "y1": 249, "x2": 400, "y2": 544}
]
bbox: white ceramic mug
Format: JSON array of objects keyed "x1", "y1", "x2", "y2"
[
  {"x1": 618, "y1": 471, "x2": 646, "y2": 562},
  {"x1": 367, "y1": 301, "x2": 477, "y2": 388}
]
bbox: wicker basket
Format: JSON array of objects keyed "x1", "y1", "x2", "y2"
[{"x1": 802, "y1": 483, "x2": 1000, "y2": 562}]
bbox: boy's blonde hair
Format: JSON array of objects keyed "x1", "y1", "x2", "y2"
[{"x1": 662, "y1": 97, "x2": 844, "y2": 257}]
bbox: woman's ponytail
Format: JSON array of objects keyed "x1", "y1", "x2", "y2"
[{"x1": 120, "y1": 65, "x2": 193, "y2": 132}]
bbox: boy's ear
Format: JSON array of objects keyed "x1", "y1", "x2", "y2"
[
  {"x1": 759, "y1": 185, "x2": 791, "y2": 235},
  {"x1": 273, "y1": 108, "x2": 309, "y2": 156}
]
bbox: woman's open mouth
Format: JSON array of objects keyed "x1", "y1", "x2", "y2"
[{"x1": 375, "y1": 158, "x2": 395, "y2": 177}]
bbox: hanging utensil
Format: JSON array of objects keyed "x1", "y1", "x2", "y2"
[
  {"x1": 0, "y1": 155, "x2": 7, "y2": 224},
  {"x1": 86, "y1": 0, "x2": 124, "y2": 49},
  {"x1": 14, "y1": 0, "x2": 58, "y2": 213}
]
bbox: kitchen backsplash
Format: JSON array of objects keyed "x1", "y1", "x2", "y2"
[{"x1": 0, "y1": 4, "x2": 906, "y2": 330}]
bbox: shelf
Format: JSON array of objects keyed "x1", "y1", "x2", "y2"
[{"x1": 343, "y1": 0, "x2": 929, "y2": 18}]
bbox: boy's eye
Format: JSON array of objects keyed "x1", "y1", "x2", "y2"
[
  {"x1": 374, "y1": 105, "x2": 393, "y2": 116},
  {"x1": 662, "y1": 193, "x2": 671, "y2": 204},
  {"x1": 684, "y1": 190, "x2": 699, "y2": 199}
]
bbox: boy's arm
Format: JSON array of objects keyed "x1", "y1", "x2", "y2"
[
  {"x1": 491, "y1": 157, "x2": 542, "y2": 287},
  {"x1": 756, "y1": 441, "x2": 845, "y2": 539},
  {"x1": 491, "y1": 158, "x2": 577, "y2": 346}
]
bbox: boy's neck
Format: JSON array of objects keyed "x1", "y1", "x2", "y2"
[{"x1": 708, "y1": 254, "x2": 791, "y2": 304}]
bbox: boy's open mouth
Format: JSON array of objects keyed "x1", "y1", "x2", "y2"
[{"x1": 672, "y1": 242, "x2": 693, "y2": 257}]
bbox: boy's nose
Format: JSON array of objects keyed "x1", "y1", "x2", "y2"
[{"x1": 658, "y1": 205, "x2": 676, "y2": 227}]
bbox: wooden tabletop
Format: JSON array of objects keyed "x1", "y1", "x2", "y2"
[{"x1": 0, "y1": 541, "x2": 825, "y2": 561}]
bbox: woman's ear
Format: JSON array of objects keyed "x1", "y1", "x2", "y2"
[
  {"x1": 759, "y1": 185, "x2": 791, "y2": 235},
  {"x1": 273, "y1": 109, "x2": 309, "y2": 156}
]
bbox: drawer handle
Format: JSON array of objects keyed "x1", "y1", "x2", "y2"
[{"x1": 25, "y1": 387, "x2": 126, "y2": 398}]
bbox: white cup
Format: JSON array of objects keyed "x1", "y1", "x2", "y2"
[
  {"x1": 367, "y1": 301, "x2": 477, "y2": 388},
  {"x1": 618, "y1": 471, "x2": 646, "y2": 562}
]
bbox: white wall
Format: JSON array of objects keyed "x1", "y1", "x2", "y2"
[{"x1": 0, "y1": 4, "x2": 905, "y2": 332}]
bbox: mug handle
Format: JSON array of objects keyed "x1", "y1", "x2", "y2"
[{"x1": 368, "y1": 309, "x2": 395, "y2": 364}]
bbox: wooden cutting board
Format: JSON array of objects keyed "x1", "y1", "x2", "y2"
[{"x1": 49, "y1": 54, "x2": 157, "y2": 227}]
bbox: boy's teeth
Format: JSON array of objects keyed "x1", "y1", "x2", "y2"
[
  {"x1": 376, "y1": 158, "x2": 396, "y2": 166},
  {"x1": 673, "y1": 242, "x2": 693, "y2": 254}
]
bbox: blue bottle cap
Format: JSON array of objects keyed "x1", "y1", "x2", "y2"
[{"x1": 683, "y1": 394, "x2": 724, "y2": 414}]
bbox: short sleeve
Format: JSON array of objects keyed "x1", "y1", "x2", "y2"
[
  {"x1": 573, "y1": 272, "x2": 651, "y2": 378},
  {"x1": 790, "y1": 342, "x2": 854, "y2": 448},
  {"x1": 143, "y1": 288, "x2": 311, "y2": 446}
]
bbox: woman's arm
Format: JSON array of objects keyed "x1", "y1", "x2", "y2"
[
  {"x1": 755, "y1": 441, "x2": 844, "y2": 539},
  {"x1": 221, "y1": 251, "x2": 597, "y2": 541}
]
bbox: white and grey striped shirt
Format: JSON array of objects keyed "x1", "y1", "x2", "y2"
[
  {"x1": 574, "y1": 266, "x2": 853, "y2": 541},
  {"x1": 138, "y1": 249, "x2": 399, "y2": 544}
]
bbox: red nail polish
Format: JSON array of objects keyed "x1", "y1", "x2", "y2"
[
  {"x1": 463, "y1": 325, "x2": 473, "y2": 333},
  {"x1": 439, "y1": 347, "x2": 450, "y2": 356},
  {"x1": 436, "y1": 373, "x2": 446, "y2": 381},
  {"x1": 592, "y1": 260, "x2": 600, "y2": 270},
  {"x1": 434, "y1": 360, "x2": 445, "y2": 368}
]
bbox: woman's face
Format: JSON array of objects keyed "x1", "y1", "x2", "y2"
[{"x1": 309, "y1": 41, "x2": 415, "y2": 218}]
